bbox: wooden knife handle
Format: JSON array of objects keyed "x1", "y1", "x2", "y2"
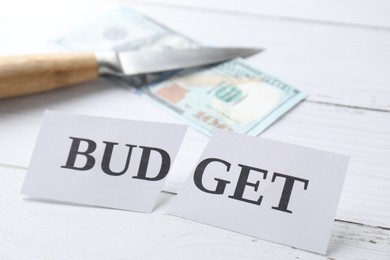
[{"x1": 0, "y1": 53, "x2": 99, "y2": 99}]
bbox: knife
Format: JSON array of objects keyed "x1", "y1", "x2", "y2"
[{"x1": 0, "y1": 47, "x2": 262, "y2": 99}]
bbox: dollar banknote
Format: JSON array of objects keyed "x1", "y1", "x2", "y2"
[
  {"x1": 55, "y1": 7, "x2": 199, "y2": 52},
  {"x1": 144, "y1": 58, "x2": 306, "y2": 136},
  {"x1": 54, "y1": 6, "x2": 200, "y2": 87},
  {"x1": 54, "y1": 6, "x2": 307, "y2": 136}
]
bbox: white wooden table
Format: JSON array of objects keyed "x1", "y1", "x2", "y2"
[{"x1": 0, "y1": 0, "x2": 389, "y2": 259}]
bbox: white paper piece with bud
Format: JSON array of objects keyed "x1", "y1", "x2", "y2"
[{"x1": 21, "y1": 110, "x2": 187, "y2": 213}]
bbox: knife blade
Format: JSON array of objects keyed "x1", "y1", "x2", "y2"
[
  {"x1": 96, "y1": 47, "x2": 262, "y2": 76},
  {"x1": 0, "y1": 47, "x2": 262, "y2": 99}
]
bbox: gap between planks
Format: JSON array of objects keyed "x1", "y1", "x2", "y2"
[
  {"x1": 0, "y1": 84, "x2": 389, "y2": 228},
  {"x1": 1, "y1": 161, "x2": 388, "y2": 232},
  {"x1": 123, "y1": 0, "x2": 390, "y2": 30},
  {"x1": 0, "y1": 167, "x2": 389, "y2": 259},
  {"x1": 127, "y1": 2, "x2": 390, "y2": 111}
]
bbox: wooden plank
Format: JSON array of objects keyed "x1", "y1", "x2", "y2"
[
  {"x1": 0, "y1": 167, "x2": 389, "y2": 259},
  {"x1": 0, "y1": 82, "x2": 389, "y2": 227},
  {"x1": 129, "y1": 3, "x2": 390, "y2": 111},
  {"x1": 0, "y1": 0, "x2": 388, "y2": 258},
  {"x1": 0, "y1": 79, "x2": 184, "y2": 168},
  {"x1": 1, "y1": 0, "x2": 390, "y2": 110},
  {"x1": 261, "y1": 101, "x2": 390, "y2": 228},
  {"x1": 168, "y1": 100, "x2": 390, "y2": 228},
  {"x1": 129, "y1": 0, "x2": 390, "y2": 29}
]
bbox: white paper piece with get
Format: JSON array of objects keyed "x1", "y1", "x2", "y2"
[
  {"x1": 169, "y1": 130, "x2": 349, "y2": 254},
  {"x1": 21, "y1": 110, "x2": 187, "y2": 213}
]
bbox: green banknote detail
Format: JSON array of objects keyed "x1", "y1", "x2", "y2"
[
  {"x1": 143, "y1": 58, "x2": 307, "y2": 136},
  {"x1": 55, "y1": 6, "x2": 307, "y2": 136}
]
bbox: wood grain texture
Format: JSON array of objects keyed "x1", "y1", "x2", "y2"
[
  {"x1": 0, "y1": 0, "x2": 389, "y2": 258},
  {"x1": 129, "y1": 3, "x2": 390, "y2": 111},
  {"x1": 2, "y1": 0, "x2": 389, "y2": 109},
  {"x1": 169, "y1": 101, "x2": 390, "y2": 228},
  {"x1": 0, "y1": 83, "x2": 388, "y2": 228},
  {"x1": 0, "y1": 53, "x2": 99, "y2": 99},
  {"x1": 0, "y1": 167, "x2": 389, "y2": 260},
  {"x1": 129, "y1": 0, "x2": 390, "y2": 28}
]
